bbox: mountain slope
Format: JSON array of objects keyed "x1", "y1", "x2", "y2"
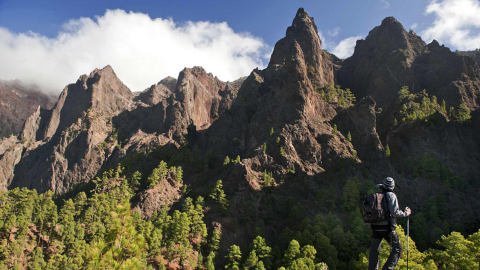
[
  {"x1": 0, "y1": 80, "x2": 56, "y2": 138},
  {"x1": 1, "y1": 7, "x2": 480, "y2": 270}
]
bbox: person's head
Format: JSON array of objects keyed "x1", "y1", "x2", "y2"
[{"x1": 381, "y1": 177, "x2": 395, "y2": 191}]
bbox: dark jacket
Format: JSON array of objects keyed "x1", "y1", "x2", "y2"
[{"x1": 373, "y1": 184, "x2": 409, "y2": 230}]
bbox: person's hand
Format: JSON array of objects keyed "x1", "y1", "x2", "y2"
[{"x1": 405, "y1": 207, "x2": 411, "y2": 216}]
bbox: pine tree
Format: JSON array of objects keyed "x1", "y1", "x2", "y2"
[
  {"x1": 148, "y1": 161, "x2": 168, "y2": 188},
  {"x1": 244, "y1": 250, "x2": 258, "y2": 269},
  {"x1": 449, "y1": 106, "x2": 456, "y2": 119},
  {"x1": 398, "y1": 86, "x2": 410, "y2": 100},
  {"x1": 346, "y1": 132, "x2": 352, "y2": 142},
  {"x1": 30, "y1": 247, "x2": 46, "y2": 270},
  {"x1": 225, "y1": 245, "x2": 242, "y2": 270},
  {"x1": 342, "y1": 177, "x2": 360, "y2": 212},
  {"x1": 385, "y1": 144, "x2": 391, "y2": 157},
  {"x1": 284, "y1": 240, "x2": 300, "y2": 266},
  {"x1": 129, "y1": 171, "x2": 142, "y2": 187},
  {"x1": 210, "y1": 180, "x2": 229, "y2": 211},
  {"x1": 455, "y1": 103, "x2": 471, "y2": 122},
  {"x1": 441, "y1": 100, "x2": 447, "y2": 114},
  {"x1": 209, "y1": 228, "x2": 221, "y2": 254},
  {"x1": 234, "y1": 155, "x2": 241, "y2": 164},
  {"x1": 176, "y1": 166, "x2": 183, "y2": 184},
  {"x1": 255, "y1": 261, "x2": 266, "y2": 270},
  {"x1": 333, "y1": 124, "x2": 338, "y2": 135},
  {"x1": 224, "y1": 156, "x2": 231, "y2": 166},
  {"x1": 270, "y1": 127, "x2": 274, "y2": 136},
  {"x1": 262, "y1": 143, "x2": 267, "y2": 154},
  {"x1": 206, "y1": 252, "x2": 216, "y2": 270}
]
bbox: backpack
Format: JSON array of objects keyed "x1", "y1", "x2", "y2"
[{"x1": 362, "y1": 192, "x2": 389, "y2": 223}]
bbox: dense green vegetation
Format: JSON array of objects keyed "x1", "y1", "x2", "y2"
[
  {"x1": 316, "y1": 83, "x2": 356, "y2": 108},
  {"x1": 2, "y1": 160, "x2": 479, "y2": 269},
  {"x1": 396, "y1": 86, "x2": 471, "y2": 124}
]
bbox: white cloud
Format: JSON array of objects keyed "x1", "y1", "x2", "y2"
[
  {"x1": 319, "y1": 30, "x2": 361, "y2": 59},
  {"x1": 331, "y1": 36, "x2": 362, "y2": 59},
  {"x1": 0, "y1": 9, "x2": 270, "y2": 93},
  {"x1": 328, "y1": 27, "x2": 341, "y2": 37},
  {"x1": 411, "y1": 23, "x2": 418, "y2": 30},
  {"x1": 422, "y1": 0, "x2": 480, "y2": 50},
  {"x1": 318, "y1": 30, "x2": 329, "y2": 49},
  {"x1": 380, "y1": 0, "x2": 390, "y2": 9}
]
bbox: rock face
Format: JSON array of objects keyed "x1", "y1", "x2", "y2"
[
  {"x1": 269, "y1": 8, "x2": 338, "y2": 88},
  {"x1": 135, "y1": 76, "x2": 177, "y2": 106},
  {"x1": 337, "y1": 18, "x2": 480, "y2": 137},
  {"x1": 0, "y1": 80, "x2": 56, "y2": 138},
  {"x1": 0, "y1": 65, "x2": 244, "y2": 194},
  {"x1": 457, "y1": 50, "x2": 480, "y2": 66}
]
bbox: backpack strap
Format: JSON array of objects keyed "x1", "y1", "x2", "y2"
[{"x1": 382, "y1": 191, "x2": 391, "y2": 219}]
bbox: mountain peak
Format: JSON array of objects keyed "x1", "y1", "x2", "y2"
[
  {"x1": 381, "y1": 16, "x2": 401, "y2": 26},
  {"x1": 269, "y1": 8, "x2": 334, "y2": 87}
]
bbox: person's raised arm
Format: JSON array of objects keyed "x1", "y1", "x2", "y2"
[{"x1": 387, "y1": 193, "x2": 410, "y2": 218}]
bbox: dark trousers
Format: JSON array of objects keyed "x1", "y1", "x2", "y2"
[{"x1": 368, "y1": 230, "x2": 402, "y2": 270}]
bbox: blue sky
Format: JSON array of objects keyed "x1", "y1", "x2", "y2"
[
  {"x1": 1, "y1": 0, "x2": 479, "y2": 93},
  {"x1": 0, "y1": 0, "x2": 432, "y2": 49}
]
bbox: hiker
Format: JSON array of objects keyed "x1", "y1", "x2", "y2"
[{"x1": 368, "y1": 177, "x2": 411, "y2": 270}]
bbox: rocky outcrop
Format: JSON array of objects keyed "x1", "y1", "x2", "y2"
[
  {"x1": 337, "y1": 17, "x2": 426, "y2": 110},
  {"x1": 269, "y1": 8, "x2": 337, "y2": 88},
  {"x1": 337, "y1": 18, "x2": 480, "y2": 137},
  {"x1": 457, "y1": 50, "x2": 480, "y2": 66},
  {"x1": 0, "y1": 64, "x2": 244, "y2": 194},
  {"x1": 0, "y1": 80, "x2": 55, "y2": 138},
  {"x1": 194, "y1": 9, "x2": 366, "y2": 197},
  {"x1": 113, "y1": 67, "x2": 244, "y2": 141},
  {"x1": 0, "y1": 66, "x2": 134, "y2": 193},
  {"x1": 135, "y1": 76, "x2": 177, "y2": 106}
]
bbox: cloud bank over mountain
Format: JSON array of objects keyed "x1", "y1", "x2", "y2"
[
  {"x1": 0, "y1": 9, "x2": 270, "y2": 93},
  {"x1": 422, "y1": 0, "x2": 480, "y2": 50}
]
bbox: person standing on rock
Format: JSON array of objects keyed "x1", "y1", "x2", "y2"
[{"x1": 368, "y1": 177, "x2": 411, "y2": 270}]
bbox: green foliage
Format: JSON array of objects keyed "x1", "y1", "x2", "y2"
[
  {"x1": 276, "y1": 137, "x2": 281, "y2": 144},
  {"x1": 396, "y1": 87, "x2": 469, "y2": 124},
  {"x1": 210, "y1": 180, "x2": 229, "y2": 211},
  {"x1": 147, "y1": 161, "x2": 169, "y2": 188},
  {"x1": 226, "y1": 245, "x2": 242, "y2": 269},
  {"x1": 209, "y1": 228, "x2": 221, "y2": 254},
  {"x1": 346, "y1": 132, "x2": 352, "y2": 142},
  {"x1": 428, "y1": 230, "x2": 480, "y2": 269},
  {"x1": 398, "y1": 86, "x2": 414, "y2": 100},
  {"x1": 385, "y1": 144, "x2": 391, "y2": 157},
  {"x1": 351, "y1": 150, "x2": 358, "y2": 160},
  {"x1": 97, "y1": 141, "x2": 108, "y2": 151},
  {"x1": 280, "y1": 147, "x2": 286, "y2": 157},
  {"x1": 455, "y1": 103, "x2": 471, "y2": 122},
  {"x1": 233, "y1": 155, "x2": 241, "y2": 164},
  {"x1": 224, "y1": 156, "x2": 231, "y2": 166},
  {"x1": 321, "y1": 83, "x2": 356, "y2": 107},
  {"x1": 175, "y1": 166, "x2": 183, "y2": 184},
  {"x1": 262, "y1": 170, "x2": 275, "y2": 187},
  {"x1": 356, "y1": 226, "x2": 432, "y2": 269},
  {"x1": 262, "y1": 143, "x2": 267, "y2": 154},
  {"x1": 332, "y1": 124, "x2": 338, "y2": 135},
  {"x1": 342, "y1": 177, "x2": 360, "y2": 212},
  {"x1": 270, "y1": 127, "x2": 274, "y2": 136},
  {"x1": 0, "y1": 168, "x2": 211, "y2": 269}
]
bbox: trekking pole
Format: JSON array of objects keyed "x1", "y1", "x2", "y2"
[{"x1": 407, "y1": 214, "x2": 410, "y2": 270}]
